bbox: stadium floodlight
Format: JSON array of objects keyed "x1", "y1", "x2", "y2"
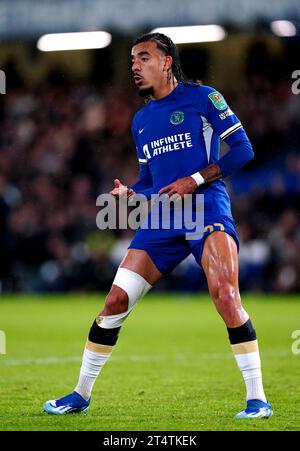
[
  {"x1": 270, "y1": 20, "x2": 296, "y2": 37},
  {"x1": 37, "y1": 31, "x2": 112, "y2": 51},
  {"x1": 150, "y1": 25, "x2": 226, "y2": 44}
]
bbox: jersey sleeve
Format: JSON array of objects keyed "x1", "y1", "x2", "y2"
[
  {"x1": 129, "y1": 114, "x2": 154, "y2": 199},
  {"x1": 198, "y1": 85, "x2": 254, "y2": 177},
  {"x1": 199, "y1": 85, "x2": 244, "y2": 142}
]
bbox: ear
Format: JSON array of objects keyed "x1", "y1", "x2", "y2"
[{"x1": 163, "y1": 55, "x2": 173, "y2": 72}]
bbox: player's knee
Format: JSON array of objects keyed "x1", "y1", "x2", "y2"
[
  {"x1": 94, "y1": 268, "x2": 152, "y2": 330},
  {"x1": 212, "y1": 282, "x2": 239, "y2": 316},
  {"x1": 88, "y1": 288, "x2": 131, "y2": 346},
  {"x1": 101, "y1": 288, "x2": 129, "y2": 316}
]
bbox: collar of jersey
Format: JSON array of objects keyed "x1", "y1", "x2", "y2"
[{"x1": 148, "y1": 82, "x2": 183, "y2": 105}]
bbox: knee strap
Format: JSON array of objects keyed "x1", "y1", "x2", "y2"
[{"x1": 99, "y1": 268, "x2": 152, "y2": 329}]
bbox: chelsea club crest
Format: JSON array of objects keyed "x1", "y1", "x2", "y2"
[{"x1": 170, "y1": 110, "x2": 184, "y2": 125}]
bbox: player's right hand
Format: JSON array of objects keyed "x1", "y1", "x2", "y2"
[{"x1": 110, "y1": 179, "x2": 134, "y2": 198}]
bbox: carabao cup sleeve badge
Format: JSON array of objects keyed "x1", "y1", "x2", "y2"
[{"x1": 208, "y1": 91, "x2": 228, "y2": 110}]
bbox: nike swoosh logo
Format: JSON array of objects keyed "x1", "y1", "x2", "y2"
[{"x1": 138, "y1": 128, "x2": 145, "y2": 134}]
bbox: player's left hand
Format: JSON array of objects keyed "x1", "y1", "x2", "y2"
[{"x1": 158, "y1": 176, "x2": 198, "y2": 198}]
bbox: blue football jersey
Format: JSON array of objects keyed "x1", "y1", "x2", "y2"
[{"x1": 131, "y1": 82, "x2": 247, "y2": 218}]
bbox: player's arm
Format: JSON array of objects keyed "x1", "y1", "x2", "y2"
[
  {"x1": 111, "y1": 116, "x2": 154, "y2": 200},
  {"x1": 110, "y1": 161, "x2": 153, "y2": 199},
  {"x1": 158, "y1": 134, "x2": 254, "y2": 197},
  {"x1": 110, "y1": 162, "x2": 154, "y2": 201},
  {"x1": 129, "y1": 115, "x2": 154, "y2": 198},
  {"x1": 195, "y1": 87, "x2": 254, "y2": 185},
  {"x1": 194, "y1": 128, "x2": 254, "y2": 184},
  {"x1": 169, "y1": 139, "x2": 253, "y2": 192},
  {"x1": 128, "y1": 159, "x2": 154, "y2": 199},
  {"x1": 159, "y1": 87, "x2": 254, "y2": 196},
  {"x1": 110, "y1": 178, "x2": 134, "y2": 198}
]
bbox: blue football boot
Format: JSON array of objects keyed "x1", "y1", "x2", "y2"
[
  {"x1": 44, "y1": 391, "x2": 90, "y2": 415},
  {"x1": 235, "y1": 399, "x2": 273, "y2": 419}
]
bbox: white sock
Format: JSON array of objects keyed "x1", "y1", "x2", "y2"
[
  {"x1": 74, "y1": 341, "x2": 114, "y2": 401},
  {"x1": 231, "y1": 340, "x2": 267, "y2": 403}
]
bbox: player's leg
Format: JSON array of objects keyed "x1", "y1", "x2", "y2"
[
  {"x1": 73, "y1": 249, "x2": 161, "y2": 398},
  {"x1": 43, "y1": 249, "x2": 162, "y2": 415},
  {"x1": 201, "y1": 231, "x2": 272, "y2": 418}
]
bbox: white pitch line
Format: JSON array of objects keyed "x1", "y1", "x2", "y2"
[
  {"x1": 0, "y1": 354, "x2": 231, "y2": 366},
  {"x1": 0, "y1": 356, "x2": 82, "y2": 366},
  {"x1": 0, "y1": 351, "x2": 291, "y2": 366}
]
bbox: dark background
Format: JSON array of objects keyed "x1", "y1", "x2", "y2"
[{"x1": 0, "y1": 2, "x2": 300, "y2": 294}]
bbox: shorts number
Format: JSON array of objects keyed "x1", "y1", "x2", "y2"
[{"x1": 203, "y1": 223, "x2": 225, "y2": 234}]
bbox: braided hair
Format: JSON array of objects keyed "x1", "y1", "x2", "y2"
[{"x1": 133, "y1": 32, "x2": 189, "y2": 84}]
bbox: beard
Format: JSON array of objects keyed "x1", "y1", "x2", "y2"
[{"x1": 138, "y1": 85, "x2": 154, "y2": 98}]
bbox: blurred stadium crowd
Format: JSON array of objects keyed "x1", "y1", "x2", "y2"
[{"x1": 0, "y1": 39, "x2": 300, "y2": 293}]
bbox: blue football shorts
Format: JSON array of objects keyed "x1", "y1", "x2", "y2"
[{"x1": 128, "y1": 214, "x2": 239, "y2": 274}]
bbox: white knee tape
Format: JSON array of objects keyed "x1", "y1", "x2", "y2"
[{"x1": 100, "y1": 268, "x2": 152, "y2": 329}]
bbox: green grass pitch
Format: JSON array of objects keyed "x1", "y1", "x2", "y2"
[{"x1": 0, "y1": 293, "x2": 299, "y2": 431}]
